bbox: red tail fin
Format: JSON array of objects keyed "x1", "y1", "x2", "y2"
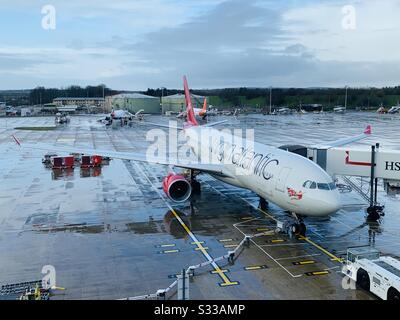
[
  {"x1": 12, "y1": 135, "x2": 21, "y2": 146},
  {"x1": 364, "y1": 124, "x2": 372, "y2": 135},
  {"x1": 202, "y1": 98, "x2": 207, "y2": 111},
  {"x1": 183, "y1": 76, "x2": 198, "y2": 126}
]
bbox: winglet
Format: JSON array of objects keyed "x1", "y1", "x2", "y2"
[
  {"x1": 364, "y1": 125, "x2": 372, "y2": 135},
  {"x1": 12, "y1": 135, "x2": 21, "y2": 146},
  {"x1": 183, "y1": 76, "x2": 199, "y2": 127}
]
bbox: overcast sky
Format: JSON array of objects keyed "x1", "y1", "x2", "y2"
[{"x1": 1, "y1": 0, "x2": 399, "y2": 90}]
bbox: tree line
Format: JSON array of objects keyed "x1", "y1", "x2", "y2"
[
  {"x1": 18, "y1": 85, "x2": 400, "y2": 109},
  {"x1": 145, "y1": 86, "x2": 400, "y2": 109},
  {"x1": 28, "y1": 85, "x2": 120, "y2": 105}
]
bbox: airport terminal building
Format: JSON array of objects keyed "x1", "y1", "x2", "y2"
[{"x1": 105, "y1": 93, "x2": 161, "y2": 114}]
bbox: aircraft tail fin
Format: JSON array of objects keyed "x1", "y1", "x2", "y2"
[
  {"x1": 202, "y1": 98, "x2": 207, "y2": 112},
  {"x1": 12, "y1": 135, "x2": 21, "y2": 146},
  {"x1": 183, "y1": 76, "x2": 199, "y2": 127}
]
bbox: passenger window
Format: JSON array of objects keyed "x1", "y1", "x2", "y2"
[{"x1": 310, "y1": 182, "x2": 316, "y2": 189}]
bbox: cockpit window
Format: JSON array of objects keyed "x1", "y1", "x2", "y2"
[
  {"x1": 317, "y1": 183, "x2": 330, "y2": 190},
  {"x1": 303, "y1": 180, "x2": 312, "y2": 188},
  {"x1": 303, "y1": 180, "x2": 336, "y2": 190}
]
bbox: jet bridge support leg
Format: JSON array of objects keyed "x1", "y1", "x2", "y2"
[
  {"x1": 258, "y1": 197, "x2": 268, "y2": 211},
  {"x1": 367, "y1": 144, "x2": 385, "y2": 221},
  {"x1": 189, "y1": 169, "x2": 201, "y2": 195}
]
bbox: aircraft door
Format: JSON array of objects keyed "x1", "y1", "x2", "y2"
[{"x1": 275, "y1": 167, "x2": 291, "y2": 193}]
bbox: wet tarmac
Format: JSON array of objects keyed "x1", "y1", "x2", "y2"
[{"x1": 0, "y1": 112, "x2": 399, "y2": 300}]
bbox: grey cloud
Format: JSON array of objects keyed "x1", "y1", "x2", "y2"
[
  {"x1": 0, "y1": 55, "x2": 38, "y2": 71},
  {"x1": 1, "y1": 0, "x2": 399, "y2": 89},
  {"x1": 111, "y1": 0, "x2": 400, "y2": 88}
]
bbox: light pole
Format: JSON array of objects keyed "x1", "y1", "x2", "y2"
[
  {"x1": 102, "y1": 84, "x2": 105, "y2": 113},
  {"x1": 160, "y1": 87, "x2": 166, "y2": 114},
  {"x1": 269, "y1": 86, "x2": 272, "y2": 114}
]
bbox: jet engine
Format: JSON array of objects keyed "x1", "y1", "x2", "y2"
[{"x1": 162, "y1": 173, "x2": 192, "y2": 202}]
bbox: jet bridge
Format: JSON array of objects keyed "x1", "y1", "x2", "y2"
[
  {"x1": 310, "y1": 145, "x2": 400, "y2": 185},
  {"x1": 311, "y1": 144, "x2": 400, "y2": 220},
  {"x1": 281, "y1": 143, "x2": 400, "y2": 220}
]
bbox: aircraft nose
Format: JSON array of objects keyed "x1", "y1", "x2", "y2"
[{"x1": 319, "y1": 191, "x2": 342, "y2": 215}]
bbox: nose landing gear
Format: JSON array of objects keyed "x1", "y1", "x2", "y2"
[
  {"x1": 258, "y1": 197, "x2": 269, "y2": 211},
  {"x1": 290, "y1": 212, "x2": 307, "y2": 237},
  {"x1": 290, "y1": 222, "x2": 307, "y2": 237}
]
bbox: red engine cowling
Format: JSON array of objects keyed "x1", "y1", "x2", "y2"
[{"x1": 162, "y1": 173, "x2": 192, "y2": 202}]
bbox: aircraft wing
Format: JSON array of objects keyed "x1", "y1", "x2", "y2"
[
  {"x1": 314, "y1": 125, "x2": 371, "y2": 149},
  {"x1": 12, "y1": 136, "x2": 231, "y2": 177}
]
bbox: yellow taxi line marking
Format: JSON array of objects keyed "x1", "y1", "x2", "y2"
[
  {"x1": 299, "y1": 260, "x2": 315, "y2": 265},
  {"x1": 271, "y1": 239, "x2": 285, "y2": 243},
  {"x1": 191, "y1": 241, "x2": 205, "y2": 245},
  {"x1": 211, "y1": 269, "x2": 229, "y2": 274},
  {"x1": 298, "y1": 236, "x2": 343, "y2": 263},
  {"x1": 159, "y1": 244, "x2": 176, "y2": 248},
  {"x1": 240, "y1": 217, "x2": 253, "y2": 220},
  {"x1": 256, "y1": 204, "x2": 342, "y2": 264},
  {"x1": 195, "y1": 247, "x2": 209, "y2": 251},
  {"x1": 305, "y1": 270, "x2": 330, "y2": 276},
  {"x1": 244, "y1": 265, "x2": 268, "y2": 271},
  {"x1": 256, "y1": 228, "x2": 269, "y2": 232},
  {"x1": 169, "y1": 209, "x2": 237, "y2": 286},
  {"x1": 220, "y1": 281, "x2": 239, "y2": 287},
  {"x1": 293, "y1": 260, "x2": 316, "y2": 266},
  {"x1": 132, "y1": 162, "x2": 238, "y2": 287},
  {"x1": 160, "y1": 249, "x2": 180, "y2": 254}
]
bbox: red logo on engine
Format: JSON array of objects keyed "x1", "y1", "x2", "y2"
[{"x1": 287, "y1": 187, "x2": 303, "y2": 200}]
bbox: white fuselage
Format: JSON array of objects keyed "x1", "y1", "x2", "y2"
[
  {"x1": 177, "y1": 108, "x2": 206, "y2": 119},
  {"x1": 193, "y1": 108, "x2": 206, "y2": 116},
  {"x1": 184, "y1": 126, "x2": 341, "y2": 217}
]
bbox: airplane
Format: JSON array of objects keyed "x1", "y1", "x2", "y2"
[
  {"x1": 333, "y1": 105, "x2": 346, "y2": 114},
  {"x1": 111, "y1": 109, "x2": 145, "y2": 120},
  {"x1": 11, "y1": 76, "x2": 372, "y2": 236},
  {"x1": 99, "y1": 109, "x2": 145, "y2": 126},
  {"x1": 177, "y1": 97, "x2": 208, "y2": 120}
]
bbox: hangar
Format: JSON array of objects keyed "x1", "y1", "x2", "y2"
[
  {"x1": 106, "y1": 93, "x2": 161, "y2": 114},
  {"x1": 161, "y1": 93, "x2": 207, "y2": 114}
]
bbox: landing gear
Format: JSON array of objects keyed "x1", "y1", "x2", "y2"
[
  {"x1": 189, "y1": 169, "x2": 201, "y2": 195},
  {"x1": 290, "y1": 222, "x2": 306, "y2": 237},
  {"x1": 258, "y1": 197, "x2": 268, "y2": 211},
  {"x1": 290, "y1": 213, "x2": 307, "y2": 237},
  {"x1": 191, "y1": 180, "x2": 201, "y2": 195}
]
